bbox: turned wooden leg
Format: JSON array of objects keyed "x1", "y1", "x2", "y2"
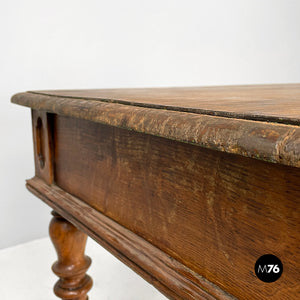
[{"x1": 49, "y1": 211, "x2": 93, "y2": 300}]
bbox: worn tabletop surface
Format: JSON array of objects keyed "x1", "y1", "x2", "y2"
[
  {"x1": 11, "y1": 84, "x2": 300, "y2": 167},
  {"x1": 31, "y1": 83, "x2": 300, "y2": 124}
]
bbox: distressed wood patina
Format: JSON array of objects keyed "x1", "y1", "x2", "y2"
[{"x1": 12, "y1": 84, "x2": 300, "y2": 299}]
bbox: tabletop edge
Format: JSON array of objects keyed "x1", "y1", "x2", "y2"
[{"x1": 11, "y1": 91, "x2": 300, "y2": 168}]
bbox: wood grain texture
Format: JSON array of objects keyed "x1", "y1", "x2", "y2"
[
  {"x1": 11, "y1": 85, "x2": 300, "y2": 299},
  {"x1": 11, "y1": 90, "x2": 300, "y2": 168},
  {"x1": 29, "y1": 84, "x2": 300, "y2": 124},
  {"x1": 27, "y1": 177, "x2": 235, "y2": 300},
  {"x1": 53, "y1": 116, "x2": 300, "y2": 300},
  {"x1": 49, "y1": 211, "x2": 93, "y2": 300}
]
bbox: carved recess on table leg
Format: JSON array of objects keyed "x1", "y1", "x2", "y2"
[{"x1": 31, "y1": 110, "x2": 54, "y2": 184}]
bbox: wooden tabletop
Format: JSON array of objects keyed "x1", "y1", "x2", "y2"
[
  {"x1": 11, "y1": 84, "x2": 300, "y2": 168},
  {"x1": 31, "y1": 84, "x2": 300, "y2": 124}
]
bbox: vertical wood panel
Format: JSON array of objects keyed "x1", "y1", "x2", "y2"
[{"x1": 54, "y1": 115, "x2": 300, "y2": 300}]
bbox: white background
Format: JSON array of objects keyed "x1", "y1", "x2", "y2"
[{"x1": 1, "y1": 0, "x2": 300, "y2": 249}]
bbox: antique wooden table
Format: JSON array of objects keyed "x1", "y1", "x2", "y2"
[{"x1": 12, "y1": 84, "x2": 300, "y2": 300}]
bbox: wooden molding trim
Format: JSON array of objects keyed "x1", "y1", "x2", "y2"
[
  {"x1": 11, "y1": 92, "x2": 300, "y2": 168},
  {"x1": 26, "y1": 176, "x2": 236, "y2": 300}
]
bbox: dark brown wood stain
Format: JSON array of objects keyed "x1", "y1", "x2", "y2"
[
  {"x1": 49, "y1": 211, "x2": 92, "y2": 300},
  {"x1": 11, "y1": 85, "x2": 300, "y2": 168},
  {"x1": 53, "y1": 115, "x2": 300, "y2": 300},
  {"x1": 11, "y1": 85, "x2": 300, "y2": 299}
]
